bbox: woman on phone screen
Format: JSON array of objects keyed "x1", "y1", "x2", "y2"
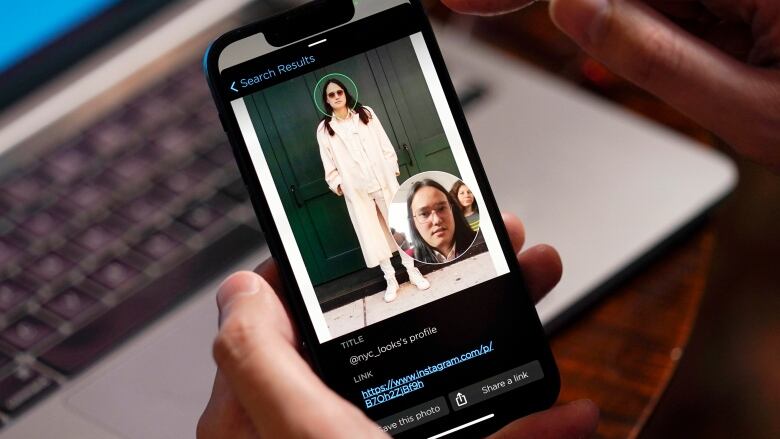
[
  {"x1": 450, "y1": 180, "x2": 479, "y2": 231},
  {"x1": 316, "y1": 78, "x2": 430, "y2": 302}
]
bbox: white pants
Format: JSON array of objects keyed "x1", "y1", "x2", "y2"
[{"x1": 368, "y1": 190, "x2": 415, "y2": 277}]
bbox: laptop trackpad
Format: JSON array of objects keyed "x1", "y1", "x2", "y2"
[{"x1": 64, "y1": 288, "x2": 219, "y2": 439}]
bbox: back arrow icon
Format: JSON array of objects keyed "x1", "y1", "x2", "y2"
[{"x1": 230, "y1": 81, "x2": 238, "y2": 92}]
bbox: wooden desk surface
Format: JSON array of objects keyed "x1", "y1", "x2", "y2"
[
  {"x1": 553, "y1": 229, "x2": 714, "y2": 438},
  {"x1": 425, "y1": 2, "x2": 721, "y2": 437}
]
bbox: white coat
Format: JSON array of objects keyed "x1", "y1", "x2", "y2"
[{"x1": 317, "y1": 106, "x2": 400, "y2": 268}]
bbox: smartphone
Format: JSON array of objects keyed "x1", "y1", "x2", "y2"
[{"x1": 203, "y1": 1, "x2": 559, "y2": 436}]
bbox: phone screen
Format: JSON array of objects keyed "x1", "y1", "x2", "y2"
[{"x1": 208, "y1": 1, "x2": 558, "y2": 436}]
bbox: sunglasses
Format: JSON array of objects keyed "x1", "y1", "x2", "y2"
[{"x1": 327, "y1": 89, "x2": 345, "y2": 99}]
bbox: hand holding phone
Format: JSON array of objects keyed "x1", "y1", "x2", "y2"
[
  {"x1": 203, "y1": 1, "x2": 577, "y2": 436},
  {"x1": 198, "y1": 214, "x2": 598, "y2": 439}
]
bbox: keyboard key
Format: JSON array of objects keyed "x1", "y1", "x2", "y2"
[
  {"x1": 147, "y1": 125, "x2": 194, "y2": 159},
  {"x1": 0, "y1": 237, "x2": 23, "y2": 266},
  {"x1": 0, "y1": 280, "x2": 34, "y2": 313},
  {"x1": 90, "y1": 169, "x2": 125, "y2": 195},
  {"x1": 56, "y1": 241, "x2": 89, "y2": 265},
  {"x1": 133, "y1": 143, "x2": 164, "y2": 164},
  {"x1": 1, "y1": 317, "x2": 55, "y2": 351},
  {"x1": 85, "y1": 121, "x2": 136, "y2": 158},
  {"x1": 129, "y1": 95, "x2": 182, "y2": 130},
  {"x1": 68, "y1": 183, "x2": 111, "y2": 210},
  {"x1": 88, "y1": 259, "x2": 141, "y2": 290},
  {"x1": 117, "y1": 187, "x2": 175, "y2": 224},
  {"x1": 27, "y1": 253, "x2": 75, "y2": 282},
  {"x1": 40, "y1": 223, "x2": 262, "y2": 375},
  {"x1": 163, "y1": 158, "x2": 216, "y2": 194},
  {"x1": 44, "y1": 146, "x2": 92, "y2": 183},
  {"x1": 111, "y1": 151, "x2": 155, "y2": 181},
  {"x1": 135, "y1": 230, "x2": 183, "y2": 260},
  {"x1": 17, "y1": 207, "x2": 68, "y2": 238},
  {"x1": 191, "y1": 104, "x2": 220, "y2": 127},
  {"x1": 72, "y1": 218, "x2": 127, "y2": 253},
  {"x1": 163, "y1": 174, "x2": 191, "y2": 196},
  {"x1": 179, "y1": 203, "x2": 222, "y2": 231},
  {"x1": 44, "y1": 197, "x2": 82, "y2": 219},
  {"x1": 0, "y1": 368, "x2": 56, "y2": 414},
  {"x1": 1, "y1": 173, "x2": 49, "y2": 204},
  {"x1": 44, "y1": 288, "x2": 100, "y2": 322}
]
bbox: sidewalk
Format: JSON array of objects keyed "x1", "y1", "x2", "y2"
[{"x1": 324, "y1": 252, "x2": 497, "y2": 338}]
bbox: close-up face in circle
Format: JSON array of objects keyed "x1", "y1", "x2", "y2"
[
  {"x1": 411, "y1": 186, "x2": 456, "y2": 253},
  {"x1": 457, "y1": 184, "x2": 474, "y2": 209},
  {"x1": 325, "y1": 81, "x2": 346, "y2": 111}
]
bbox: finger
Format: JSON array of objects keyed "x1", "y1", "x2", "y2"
[
  {"x1": 548, "y1": 0, "x2": 777, "y2": 163},
  {"x1": 213, "y1": 272, "x2": 386, "y2": 438},
  {"x1": 197, "y1": 371, "x2": 258, "y2": 439},
  {"x1": 216, "y1": 271, "x2": 297, "y2": 345},
  {"x1": 441, "y1": 0, "x2": 540, "y2": 15},
  {"x1": 252, "y1": 260, "x2": 319, "y2": 366},
  {"x1": 501, "y1": 212, "x2": 526, "y2": 253},
  {"x1": 517, "y1": 244, "x2": 563, "y2": 304},
  {"x1": 488, "y1": 399, "x2": 599, "y2": 439},
  {"x1": 443, "y1": 0, "x2": 709, "y2": 20},
  {"x1": 252, "y1": 259, "x2": 304, "y2": 347}
]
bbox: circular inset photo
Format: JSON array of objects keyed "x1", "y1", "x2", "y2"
[
  {"x1": 388, "y1": 171, "x2": 480, "y2": 265},
  {"x1": 312, "y1": 73, "x2": 359, "y2": 117}
]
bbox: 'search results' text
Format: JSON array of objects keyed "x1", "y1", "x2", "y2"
[{"x1": 240, "y1": 55, "x2": 317, "y2": 87}]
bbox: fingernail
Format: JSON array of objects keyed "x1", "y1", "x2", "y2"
[
  {"x1": 217, "y1": 271, "x2": 262, "y2": 313},
  {"x1": 569, "y1": 399, "x2": 600, "y2": 428},
  {"x1": 570, "y1": 398, "x2": 595, "y2": 409},
  {"x1": 569, "y1": 399, "x2": 599, "y2": 422},
  {"x1": 550, "y1": 0, "x2": 610, "y2": 45}
]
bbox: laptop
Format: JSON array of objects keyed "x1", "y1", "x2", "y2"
[{"x1": 0, "y1": 1, "x2": 735, "y2": 437}]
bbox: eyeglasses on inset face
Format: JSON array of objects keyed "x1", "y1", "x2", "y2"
[
  {"x1": 327, "y1": 89, "x2": 345, "y2": 99},
  {"x1": 413, "y1": 201, "x2": 451, "y2": 224}
]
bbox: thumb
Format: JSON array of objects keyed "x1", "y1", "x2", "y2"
[
  {"x1": 548, "y1": 0, "x2": 772, "y2": 159},
  {"x1": 216, "y1": 271, "x2": 265, "y2": 327},
  {"x1": 213, "y1": 272, "x2": 385, "y2": 438}
]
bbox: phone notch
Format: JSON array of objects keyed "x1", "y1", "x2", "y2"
[{"x1": 264, "y1": 0, "x2": 355, "y2": 47}]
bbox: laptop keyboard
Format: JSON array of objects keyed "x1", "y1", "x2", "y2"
[{"x1": 0, "y1": 61, "x2": 263, "y2": 420}]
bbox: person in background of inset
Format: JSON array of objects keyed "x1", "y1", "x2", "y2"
[
  {"x1": 450, "y1": 180, "x2": 480, "y2": 231},
  {"x1": 408, "y1": 179, "x2": 477, "y2": 264},
  {"x1": 391, "y1": 227, "x2": 411, "y2": 251},
  {"x1": 316, "y1": 78, "x2": 430, "y2": 302}
]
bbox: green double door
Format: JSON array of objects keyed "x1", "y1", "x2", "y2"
[{"x1": 246, "y1": 38, "x2": 459, "y2": 286}]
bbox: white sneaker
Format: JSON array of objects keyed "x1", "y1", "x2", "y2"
[
  {"x1": 407, "y1": 267, "x2": 430, "y2": 290},
  {"x1": 383, "y1": 276, "x2": 399, "y2": 302}
]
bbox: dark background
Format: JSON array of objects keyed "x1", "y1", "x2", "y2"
[{"x1": 423, "y1": 1, "x2": 779, "y2": 437}]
